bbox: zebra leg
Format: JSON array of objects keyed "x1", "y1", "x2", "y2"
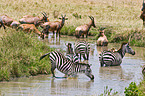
[
  {"x1": 100, "y1": 62, "x2": 104, "y2": 67},
  {"x1": 87, "y1": 52, "x2": 89, "y2": 60},
  {"x1": 50, "y1": 61, "x2": 56, "y2": 77},
  {"x1": 51, "y1": 67, "x2": 56, "y2": 77},
  {"x1": 80, "y1": 54, "x2": 82, "y2": 60}
]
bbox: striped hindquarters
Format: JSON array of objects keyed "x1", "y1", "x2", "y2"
[
  {"x1": 99, "y1": 51, "x2": 116, "y2": 66},
  {"x1": 49, "y1": 51, "x2": 73, "y2": 74},
  {"x1": 74, "y1": 41, "x2": 90, "y2": 60},
  {"x1": 74, "y1": 41, "x2": 86, "y2": 54},
  {"x1": 66, "y1": 54, "x2": 79, "y2": 63}
]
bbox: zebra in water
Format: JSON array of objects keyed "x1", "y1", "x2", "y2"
[
  {"x1": 65, "y1": 43, "x2": 79, "y2": 63},
  {"x1": 40, "y1": 51, "x2": 94, "y2": 80},
  {"x1": 99, "y1": 42, "x2": 135, "y2": 67},
  {"x1": 74, "y1": 41, "x2": 90, "y2": 60}
]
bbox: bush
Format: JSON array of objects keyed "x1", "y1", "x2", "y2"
[{"x1": 124, "y1": 82, "x2": 143, "y2": 96}]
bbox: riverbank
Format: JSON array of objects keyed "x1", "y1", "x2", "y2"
[{"x1": 0, "y1": 29, "x2": 54, "y2": 81}]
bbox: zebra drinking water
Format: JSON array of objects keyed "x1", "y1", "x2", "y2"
[
  {"x1": 65, "y1": 43, "x2": 79, "y2": 63},
  {"x1": 99, "y1": 42, "x2": 135, "y2": 67},
  {"x1": 40, "y1": 51, "x2": 94, "y2": 80},
  {"x1": 74, "y1": 41, "x2": 90, "y2": 60}
]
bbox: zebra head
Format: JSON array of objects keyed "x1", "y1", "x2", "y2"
[
  {"x1": 124, "y1": 43, "x2": 135, "y2": 55},
  {"x1": 82, "y1": 64, "x2": 94, "y2": 80}
]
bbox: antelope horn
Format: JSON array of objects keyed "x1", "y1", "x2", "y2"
[
  {"x1": 42, "y1": 12, "x2": 47, "y2": 18},
  {"x1": 89, "y1": 16, "x2": 93, "y2": 20},
  {"x1": 64, "y1": 14, "x2": 66, "y2": 17},
  {"x1": 41, "y1": 12, "x2": 45, "y2": 16},
  {"x1": 91, "y1": 16, "x2": 94, "y2": 19},
  {"x1": 44, "y1": 12, "x2": 48, "y2": 17}
]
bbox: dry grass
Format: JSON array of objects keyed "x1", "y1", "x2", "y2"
[{"x1": 0, "y1": 0, "x2": 143, "y2": 29}]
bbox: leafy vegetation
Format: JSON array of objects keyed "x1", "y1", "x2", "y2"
[{"x1": 124, "y1": 82, "x2": 144, "y2": 96}]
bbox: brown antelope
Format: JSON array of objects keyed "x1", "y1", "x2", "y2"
[
  {"x1": 0, "y1": 14, "x2": 20, "y2": 29},
  {"x1": 40, "y1": 14, "x2": 68, "y2": 38},
  {"x1": 140, "y1": 0, "x2": 145, "y2": 26},
  {"x1": 19, "y1": 12, "x2": 49, "y2": 28},
  {"x1": 17, "y1": 24, "x2": 45, "y2": 39},
  {"x1": 97, "y1": 28, "x2": 108, "y2": 46},
  {"x1": 75, "y1": 16, "x2": 96, "y2": 38}
]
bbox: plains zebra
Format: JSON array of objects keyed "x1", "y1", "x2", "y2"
[
  {"x1": 74, "y1": 41, "x2": 90, "y2": 60},
  {"x1": 99, "y1": 42, "x2": 135, "y2": 67},
  {"x1": 65, "y1": 43, "x2": 79, "y2": 63},
  {"x1": 40, "y1": 51, "x2": 94, "y2": 80}
]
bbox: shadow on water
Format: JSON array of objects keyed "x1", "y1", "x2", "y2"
[{"x1": 0, "y1": 36, "x2": 145, "y2": 96}]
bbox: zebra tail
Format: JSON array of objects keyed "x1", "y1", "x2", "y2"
[{"x1": 40, "y1": 53, "x2": 50, "y2": 60}]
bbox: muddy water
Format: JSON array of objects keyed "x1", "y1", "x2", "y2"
[{"x1": 0, "y1": 36, "x2": 145, "y2": 96}]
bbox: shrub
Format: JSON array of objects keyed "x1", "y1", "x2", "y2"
[{"x1": 124, "y1": 82, "x2": 143, "y2": 96}]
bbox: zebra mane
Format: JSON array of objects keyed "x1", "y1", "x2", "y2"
[
  {"x1": 119, "y1": 42, "x2": 128, "y2": 50},
  {"x1": 117, "y1": 42, "x2": 128, "y2": 58}
]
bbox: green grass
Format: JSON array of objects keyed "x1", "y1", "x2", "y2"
[{"x1": 0, "y1": 29, "x2": 53, "y2": 81}]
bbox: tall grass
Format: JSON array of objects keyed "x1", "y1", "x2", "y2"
[{"x1": 0, "y1": 29, "x2": 53, "y2": 81}]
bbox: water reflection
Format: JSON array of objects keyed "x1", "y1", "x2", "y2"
[
  {"x1": 99, "y1": 66, "x2": 123, "y2": 80},
  {"x1": 50, "y1": 78, "x2": 93, "y2": 96},
  {"x1": 47, "y1": 32, "x2": 60, "y2": 44}
]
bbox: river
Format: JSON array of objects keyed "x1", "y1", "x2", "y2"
[{"x1": 0, "y1": 35, "x2": 145, "y2": 96}]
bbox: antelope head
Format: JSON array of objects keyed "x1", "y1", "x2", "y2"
[{"x1": 89, "y1": 16, "x2": 96, "y2": 28}]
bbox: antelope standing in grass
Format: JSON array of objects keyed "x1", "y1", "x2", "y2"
[
  {"x1": 75, "y1": 16, "x2": 96, "y2": 38},
  {"x1": 97, "y1": 28, "x2": 108, "y2": 46},
  {"x1": 0, "y1": 14, "x2": 20, "y2": 29},
  {"x1": 140, "y1": 0, "x2": 145, "y2": 26},
  {"x1": 17, "y1": 24, "x2": 46, "y2": 39},
  {"x1": 65, "y1": 43, "x2": 79, "y2": 63},
  {"x1": 19, "y1": 12, "x2": 49, "y2": 28},
  {"x1": 40, "y1": 14, "x2": 68, "y2": 38},
  {"x1": 40, "y1": 51, "x2": 94, "y2": 80},
  {"x1": 99, "y1": 42, "x2": 135, "y2": 67}
]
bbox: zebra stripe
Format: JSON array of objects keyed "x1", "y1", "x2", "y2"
[
  {"x1": 40, "y1": 51, "x2": 94, "y2": 79},
  {"x1": 99, "y1": 51, "x2": 122, "y2": 66},
  {"x1": 66, "y1": 54, "x2": 79, "y2": 63},
  {"x1": 99, "y1": 43, "x2": 135, "y2": 66},
  {"x1": 74, "y1": 41, "x2": 90, "y2": 60}
]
